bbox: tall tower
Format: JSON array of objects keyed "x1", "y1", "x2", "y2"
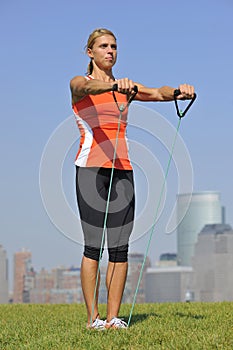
[
  {"x1": 177, "y1": 191, "x2": 222, "y2": 266},
  {"x1": 0, "y1": 245, "x2": 9, "y2": 303},
  {"x1": 192, "y1": 223, "x2": 233, "y2": 301},
  {"x1": 13, "y1": 249, "x2": 32, "y2": 303}
]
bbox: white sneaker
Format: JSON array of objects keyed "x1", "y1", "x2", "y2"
[
  {"x1": 105, "y1": 317, "x2": 128, "y2": 329},
  {"x1": 88, "y1": 318, "x2": 106, "y2": 331}
]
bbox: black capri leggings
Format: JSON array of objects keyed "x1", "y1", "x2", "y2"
[{"x1": 76, "y1": 166, "x2": 135, "y2": 262}]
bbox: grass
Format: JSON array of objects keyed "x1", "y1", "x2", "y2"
[{"x1": 0, "y1": 302, "x2": 232, "y2": 349}]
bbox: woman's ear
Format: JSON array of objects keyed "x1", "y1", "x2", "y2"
[{"x1": 87, "y1": 48, "x2": 94, "y2": 59}]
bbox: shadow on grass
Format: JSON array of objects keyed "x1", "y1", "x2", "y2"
[
  {"x1": 175, "y1": 312, "x2": 205, "y2": 320},
  {"x1": 122, "y1": 312, "x2": 162, "y2": 326},
  {"x1": 121, "y1": 311, "x2": 205, "y2": 326}
]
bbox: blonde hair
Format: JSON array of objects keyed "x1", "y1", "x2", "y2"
[{"x1": 85, "y1": 28, "x2": 117, "y2": 75}]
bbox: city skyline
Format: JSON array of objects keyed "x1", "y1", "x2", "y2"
[
  {"x1": 1, "y1": 187, "x2": 229, "y2": 294},
  {"x1": 2, "y1": 248, "x2": 150, "y2": 304},
  {"x1": 2, "y1": 220, "x2": 233, "y2": 304}
]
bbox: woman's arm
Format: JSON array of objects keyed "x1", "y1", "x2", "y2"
[
  {"x1": 70, "y1": 75, "x2": 195, "y2": 104},
  {"x1": 110, "y1": 78, "x2": 194, "y2": 102},
  {"x1": 70, "y1": 76, "x2": 115, "y2": 104},
  {"x1": 134, "y1": 83, "x2": 195, "y2": 102}
]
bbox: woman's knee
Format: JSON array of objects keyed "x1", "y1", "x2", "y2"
[{"x1": 108, "y1": 244, "x2": 129, "y2": 263}]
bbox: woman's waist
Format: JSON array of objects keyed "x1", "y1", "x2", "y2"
[{"x1": 92, "y1": 125, "x2": 127, "y2": 138}]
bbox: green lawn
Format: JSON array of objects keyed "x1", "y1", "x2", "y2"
[{"x1": 0, "y1": 302, "x2": 232, "y2": 349}]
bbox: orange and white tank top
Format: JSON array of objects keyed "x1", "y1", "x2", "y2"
[{"x1": 72, "y1": 76, "x2": 133, "y2": 170}]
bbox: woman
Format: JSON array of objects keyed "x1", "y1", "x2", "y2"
[{"x1": 70, "y1": 28, "x2": 195, "y2": 329}]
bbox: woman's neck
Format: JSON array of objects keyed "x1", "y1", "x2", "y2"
[{"x1": 90, "y1": 69, "x2": 115, "y2": 82}]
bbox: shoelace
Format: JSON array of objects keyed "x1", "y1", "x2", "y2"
[
  {"x1": 87, "y1": 318, "x2": 106, "y2": 330},
  {"x1": 93, "y1": 319, "x2": 105, "y2": 327},
  {"x1": 110, "y1": 317, "x2": 128, "y2": 328}
]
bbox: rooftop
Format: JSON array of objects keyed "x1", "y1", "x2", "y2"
[{"x1": 200, "y1": 224, "x2": 233, "y2": 235}]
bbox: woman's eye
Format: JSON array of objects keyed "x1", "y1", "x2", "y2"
[{"x1": 100, "y1": 44, "x2": 117, "y2": 49}]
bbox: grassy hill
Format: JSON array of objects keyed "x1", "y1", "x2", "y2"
[{"x1": 0, "y1": 302, "x2": 232, "y2": 349}]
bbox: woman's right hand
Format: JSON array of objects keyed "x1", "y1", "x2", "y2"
[{"x1": 114, "y1": 78, "x2": 136, "y2": 94}]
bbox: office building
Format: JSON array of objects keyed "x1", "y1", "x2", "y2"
[
  {"x1": 13, "y1": 249, "x2": 32, "y2": 303},
  {"x1": 0, "y1": 245, "x2": 9, "y2": 303},
  {"x1": 192, "y1": 223, "x2": 233, "y2": 301},
  {"x1": 30, "y1": 266, "x2": 84, "y2": 304},
  {"x1": 30, "y1": 268, "x2": 55, "y2": 303},
  {"x1": 177, "y1": 191, "x2": 223, "y2": 266},
  {"x1": 50, "y1": 266, "x2": 83, "y2": 303},
  {"x1": 22, "y1": 261, "x2": 36, "y2": 303},
  {"x1": 145, "y1": 266, "x2": 193, "y2": 303}
]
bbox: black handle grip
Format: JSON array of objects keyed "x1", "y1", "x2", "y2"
[
  {"x1": 112, "y1": 83, "x2": 138, "y2": 93},
  {"x1": 174, "y1": 89, "x2": 197, "y2": 100},
  {"x1": 174, "y1": 89, "x2": 181, "y2": 97},
  {"x1": 174, "y1": 89, "x2": 197, "y2": 118},
  {"x1": 112, "y1": 83, "x2": 118, "y2": 91}
]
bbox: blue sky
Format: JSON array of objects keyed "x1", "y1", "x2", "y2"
[{"x1": 1, "y1": 0, "x2": 233, "y2": 287}]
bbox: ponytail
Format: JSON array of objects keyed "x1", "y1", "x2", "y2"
[{"x1": 87, "y1": 59, "x2": 93, "y2": 75}]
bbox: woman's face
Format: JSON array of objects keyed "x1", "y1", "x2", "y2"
[{"x1": 87, "y1": 34, "x2": 117, "y2": 71}]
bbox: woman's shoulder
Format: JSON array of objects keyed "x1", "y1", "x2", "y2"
[{"x1": 70, "y1": 75, "x2": 88, "y2": 86}]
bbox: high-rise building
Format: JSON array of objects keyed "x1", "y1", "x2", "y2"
[
  {"x1": 192, "y1": 223, "x2": 233, "y2": 301},
  {"x1": 13, "y1": 249, "x2": 32, "y2": 303},
  {"x1": 177, "y1": 191, "x2": 223, "y2": 266},
  {"x1": 22, "y1": 259, "x2": 36, "y2": 303},
  {"x1": 50, "y1": 266, "x2": 83, "y2": 304},
  {"x1": 30, "y1": 268, "x2": 55, "y2": 303},
  {"x1": 30, "y1": 266, "x2": 84, "y2": 304},
  {"x1": 0, "y1": 245, "x2": 9, "y2": 303}
]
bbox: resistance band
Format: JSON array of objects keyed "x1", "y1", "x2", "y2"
[
  {"x1": 127, "y1": 89, "x2": 197, "y2": 327},
  {"x1": 90, "y1": 84, "x2": 138, "y2": 325}
]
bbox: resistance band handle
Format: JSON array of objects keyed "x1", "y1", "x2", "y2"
[
  {"x1": 174, "y1": 89, "x2": 181, "y2": 98},
  {"x1": 174, "y1": 89, "x2": 197, "y2": 118},
  {"x1": 112, "y1": 84, "x2": 138, "y2": 111},
  {"x1": 112, "y1": 83, "x2": 138, "y2": 93}
]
